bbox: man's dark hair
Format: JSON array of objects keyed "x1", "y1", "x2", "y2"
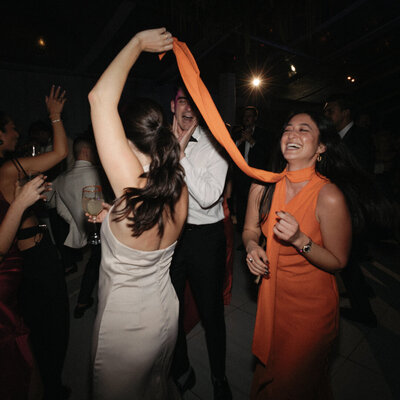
[
  {"x1": 243, "y1": 106, "x2": 258, "y2": 118},
  {"x1": 325, "y1": 94, "x2": 355, "y2": 117},
  {"x1": 172, "y1": 78, "x2": 203, "y2": 125}
]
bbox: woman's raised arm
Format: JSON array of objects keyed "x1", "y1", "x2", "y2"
[
  {"x1": 88, "y1": 28, "x2": 173, "y2": 198},
  {"x1": 17, "y1": 85, "x2": 68, "y2": 173}
]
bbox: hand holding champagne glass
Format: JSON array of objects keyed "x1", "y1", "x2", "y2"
[{"x1": 82, "y1": 185, "x2": 104, "y2": 245}]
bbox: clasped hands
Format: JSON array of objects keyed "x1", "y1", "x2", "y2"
[{"x1": 246, "y1": 211, "x2": 306, "y2": 277}]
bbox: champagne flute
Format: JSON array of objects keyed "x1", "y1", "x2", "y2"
[{"x1": 82, "y1": 185, "x2": 104, "y2": 245}]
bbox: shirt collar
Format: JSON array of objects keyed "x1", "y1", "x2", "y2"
[
  {"x1": 73, "y1": 160, "x2": 93, "y2": 167},
  {"x1": 338, "y1": 121, "x2": 354, "y2": 139},
  {"x1": 191, "y1": 125, "x2": 202, "y2": 142}
]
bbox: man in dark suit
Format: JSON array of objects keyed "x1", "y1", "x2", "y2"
[
  {"x1": 232, "y1": 106, "x2": 271, "y2": 234},
  {"x1": 324, "y1": 94, "x2": 377, "y2": 327},
  {"x1": 324, "y1": 95, "x2": 375, "y2": 172}
]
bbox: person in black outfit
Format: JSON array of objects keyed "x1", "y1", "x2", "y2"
[
  {"x1": 324, "y1": 94, "x2": 377, "y2": 327},
  {"x1": 232, "y1": 106, "x2": 271, "y2": 234}
]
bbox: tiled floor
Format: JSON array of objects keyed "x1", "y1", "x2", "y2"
[{"x1": 63, "y1": 237, "x2": 400, "y2": 399}]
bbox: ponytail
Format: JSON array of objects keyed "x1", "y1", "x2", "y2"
[{"x1": 113, "y1": 98, "x2": 185, "y2": 237}]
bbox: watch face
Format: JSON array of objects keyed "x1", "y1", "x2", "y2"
[{"x1": 303, "y1": 244, "x2": 312, "y2": 253}]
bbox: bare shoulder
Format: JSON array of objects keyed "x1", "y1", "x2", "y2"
[
  {"x1": 316, "y1": 183, "x2": 350, "y2": 223},
  {"x1": 318, "y1": 183, "x2": 347, "y2": 208},
  {"x1": 0, "y1": 160, "x2": 17, "y2": 178},
  {"x1": 249, "y1": 182, "x2": 265, "y2": 197},
  {"x1": 170, "y1": 184, "x2": 188, "y2": 225},
  {"x1": 0, "y1": 162, "x2": 18, "y2": 197}
]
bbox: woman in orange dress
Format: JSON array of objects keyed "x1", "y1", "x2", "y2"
[{"x1": 243, "y1": 112, "x2": 352, "y2": 399}]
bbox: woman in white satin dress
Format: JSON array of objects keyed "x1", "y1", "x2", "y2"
[{"x1": 88, "y1": 28, "x2": 188, "y2": 399}]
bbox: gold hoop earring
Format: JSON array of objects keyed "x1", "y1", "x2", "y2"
[{"x1": 317, "y1": 154, "x2": 322, "y2": 162}]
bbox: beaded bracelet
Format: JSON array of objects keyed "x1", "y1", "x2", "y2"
[{"x1": 51, "y1": 119, "x2": 61, "y2": 124}]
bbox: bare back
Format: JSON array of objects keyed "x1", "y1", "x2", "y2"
[{"x1": 109, "y1": 185, "x2": 188, "y2": 252}]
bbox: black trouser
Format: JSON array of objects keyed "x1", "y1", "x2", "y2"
[
  {"x1": 77, "y1": 244, "x2": 101, "y2": 305},
  {"x1": 19, "y1": 232, "x2": 69, "y2": 400},
  {"x1": 234, "y1": 175, "x2": 251, "y2": 232},
  {"x1": 48, "y1": 208, "x2": 82, "y2": 271},
  {"x1": 170, "y1": 221, "x2": 227, "y2": 380}
]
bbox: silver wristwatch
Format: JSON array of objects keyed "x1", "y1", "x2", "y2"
[{"x1": 299, "y1": 238, "x2": 312, "y2": 254}]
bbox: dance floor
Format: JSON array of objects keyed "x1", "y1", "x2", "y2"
[{"x1": 63, "y1": 234, "x2": 400, "y2": 399}]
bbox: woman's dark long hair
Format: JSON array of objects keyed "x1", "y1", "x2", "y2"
[
  {"x1": 0, "y1": 111, "x2": 11, "y2": 165},
  {"x1": 113, "y1": 98, "x2": 185, "y2": 237},
  {"x1": 0, "y1": 111, "x2": 10, "y2": 132},
  {"x1": 259, "y1": 111, "x2": 393, "y2": 235}
]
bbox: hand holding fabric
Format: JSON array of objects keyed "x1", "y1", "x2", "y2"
[{"x1": 136, "y1": 28, "x2": 173, "y2": 53}]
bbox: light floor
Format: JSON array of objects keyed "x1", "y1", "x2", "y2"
[{"x1": 63, "y1": 236, "x2": 400, "y2": 399}]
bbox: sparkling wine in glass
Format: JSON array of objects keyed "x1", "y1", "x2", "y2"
[{"x1": 82, "y1": 185, "x2": 104, "y2": 245}]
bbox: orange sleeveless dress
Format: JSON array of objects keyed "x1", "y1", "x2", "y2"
[{"x1": 251, "y1": 173, "x2": 339, "y2": 399}]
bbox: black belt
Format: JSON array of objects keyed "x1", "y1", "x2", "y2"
[
  {"x1": 185, "y1": 221, "x2": 223, "y2": 231},
  {"x1": 17, "y1": 224, "x2": 47, "y2": 240}
]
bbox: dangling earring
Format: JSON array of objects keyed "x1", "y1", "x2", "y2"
[
  {"x1": 0, "y1": 139, "x2": 3, "y2": 146},
  {"x1": 317, "y1": 154, "x2": 322, "y2": 162}
]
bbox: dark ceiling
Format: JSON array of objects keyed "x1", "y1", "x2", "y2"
[{"x1": 2, "y1": 0, "x2": 400, "y2": 126}]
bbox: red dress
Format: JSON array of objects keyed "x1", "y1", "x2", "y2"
[{"x1": 0, "y1": 191, "x2": 33, "y2": 399}]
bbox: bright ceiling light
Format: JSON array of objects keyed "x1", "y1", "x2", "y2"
[
  {"x1": 37, "y1": 37, "x2": 46, "y2": 48},
  {"x1": 252, "y1": 77, "x2": 261, "y2": 87}
]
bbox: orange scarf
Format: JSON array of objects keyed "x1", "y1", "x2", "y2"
[{"x1": 167, "y1": 39, "x2": 324, "y2": 363}]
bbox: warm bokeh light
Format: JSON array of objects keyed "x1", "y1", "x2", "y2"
[
  {"x1": 347, "y1": 76, "x2": 352, "y2": 80},
  {"x1": 351, "y1": 78, "x2": 355, "y2": 83},
  {"x1": 252, "y1": 77, "x2": 261, "y2": 87},
  {"x1": 290, "y1": 64, "x2": 296, "y2": 72},
  {"x1": 38, "y1": 37, "x2": 46, "y2": 48}
]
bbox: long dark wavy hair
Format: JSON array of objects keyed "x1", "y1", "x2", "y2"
[
  {"x1": 258, "y1": 111, "x2": 393, "y2": 235},
  {"x1": 113, "y1": 98, "x2": 185, "y2": 237},
  {"x1": 0, "y1": 111, "x2": 11, "y2": 165},
  {"x1": 0, "y1": 111, "x2": 10, "y2": 132}
]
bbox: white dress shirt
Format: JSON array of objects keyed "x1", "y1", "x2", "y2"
[
  {"x1": 52, "y1": 160, "x2": 102, "y2": 248},
  {"x1": 181, "y1": 126, "x2": 228, "y2": 225},
  {"x1": 338, "y1": 121, "x2": 354, "y2": 139},
  {"x1": 235, "y1": 126, "x2": 255, "y2": 163}
]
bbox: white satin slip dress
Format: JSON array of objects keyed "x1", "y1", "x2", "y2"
[{"x1": 92, "y1": 207, "x2": 179, "y2": 400}]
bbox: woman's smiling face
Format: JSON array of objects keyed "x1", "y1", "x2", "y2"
[{"x1": 281, "y1": 113, "x2": 326, "y2": 169}]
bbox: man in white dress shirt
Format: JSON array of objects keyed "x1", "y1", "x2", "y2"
[
  {"x1": 52, "y1": 135, "x2": 103, "y2": 318},
  {"x1": 169, "y1": 84, "x2": 231, "y2": 399}
]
